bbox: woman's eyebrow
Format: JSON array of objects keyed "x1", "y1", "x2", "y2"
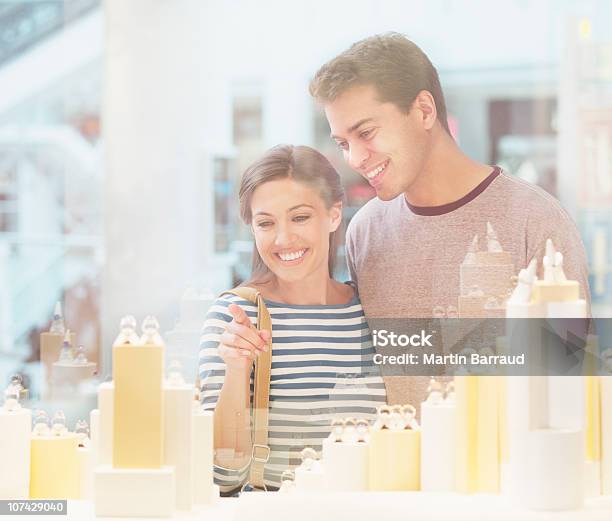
[
  {"x1": 253, "y1": 204, "x2": 314, "y2": 217},
  {"x1": 287, "y1": 204, "x2": 315, "y2": 212}
]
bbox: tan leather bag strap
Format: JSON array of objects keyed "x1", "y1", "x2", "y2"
[{"x1": 221, "y1": 287, "x2": 272, "y2": 490}]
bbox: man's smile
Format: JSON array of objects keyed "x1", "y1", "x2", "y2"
[{"x1": 364, "y1": 159, "x2": 390, "y2": 186}]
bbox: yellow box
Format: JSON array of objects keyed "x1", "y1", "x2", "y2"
[
  {"x1": 455, "y1": 376, "x2": 478, "y2": 493},
  {"x1": 369, "y1": 429, "x2": 420, "y2": 491},
  {"x1": 476, "y1": 376, "x2": 500, "y2": 493},
  {"x1": 531, "y1": 280, "x2": 580, "y2": 303},
  {"x1": 585, "y1": 376, "x2": 601, "y2": 462},
  {"x1": 455, "y1": 376, "x2": 501, "y2": 494},
  {"x1": 29, "y1": 434, "x2": 79, "y2": 499},
  {"x1": 113, "y1": 344, "x2": 164, "y2": 468}
]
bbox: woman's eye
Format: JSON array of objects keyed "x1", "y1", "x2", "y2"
[
  {"x1": 293, "y1": 215, "x2": 311, "y2": 223},
  {"x1": 336, "y1": 141, "x2": 348, "y2": 151},
  {"x1": 360, "y1": 129, "x2": 373, "y2": 139},
  {"x1": 256, "y1": 221, "x2": 273, "y2": 228}
]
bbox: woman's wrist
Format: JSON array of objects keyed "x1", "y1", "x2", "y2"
[{"x1": 224, "y1": 366, "x2": 251, "y2": 384}]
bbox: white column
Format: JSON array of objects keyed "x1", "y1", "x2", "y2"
[
  {"x1": 101, "y1": 0, "x2": 231, "y2": 374},
  {"x1": 263, "y1": 75, "x2": 313, "y2": 148}
]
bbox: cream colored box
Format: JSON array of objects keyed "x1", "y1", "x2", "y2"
[
  {"x1": 29, "y1": 434, "x2": 79, "y2": 499},
  {"x1": 94, "y1": 465, "x2": 175, "y2": 517},
  {"x1": 0, "y1": 408, "x2": 31, "y2": 499},
  {"x1": 113, "y1": 344, "x2": 164, "y2": 468},
  {"x1": 369, "y1": 429, "x2": 420, "y2": 491},
  {"x1": 163, "y1": 384, "x2": 193, "y2": 510},
  {"x1": 531, "y1": 280, "x2": 580, "y2": 303},
  {"x1": 77, "y1": 446, "x2": 92, "y2": 499},
  {"x1": 322, "y1": 437, "x2": 369, "y2": 491},
  {"x1": 192, "y1": 410, "x2": 218, "y2": 504}
]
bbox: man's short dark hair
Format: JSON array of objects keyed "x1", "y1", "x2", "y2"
[{"x1": 309, "y1": 32, "x2": 450, "y2": 134}]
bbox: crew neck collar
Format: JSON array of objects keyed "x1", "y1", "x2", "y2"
[{"x1": 404, "y1": 166, "x2": 501, "y2": 216}]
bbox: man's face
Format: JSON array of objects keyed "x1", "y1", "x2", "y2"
[{"x1": 324, "y1": 84, "x2": 429, "y2": 201}]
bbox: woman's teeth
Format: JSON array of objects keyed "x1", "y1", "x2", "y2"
[
  {"x1": 278, "y1": 249, "x2": 306, "y2": 261},
  {"x1": 366, "y1": 160, "x2": 388, "y2": 179}
]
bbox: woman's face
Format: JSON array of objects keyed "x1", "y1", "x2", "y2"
[{"x1": 250, "y1": 177, "x2": 342, "y2": 283}]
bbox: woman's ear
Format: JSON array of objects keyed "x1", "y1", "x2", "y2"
[{"x1": 329, "y1": 202, "x2": 343, "y2": 232}]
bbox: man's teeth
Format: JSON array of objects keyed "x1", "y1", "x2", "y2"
[
  {"x1": 278, "y1": 249, "x2": 306, "y2": 261},
  {"x1": 366, "y1": 161, "x2": 387, "y2": 179}
]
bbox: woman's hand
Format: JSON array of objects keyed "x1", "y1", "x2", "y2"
[{"x1": 218, "y1": 303, "x2": 270, "y2": 372}]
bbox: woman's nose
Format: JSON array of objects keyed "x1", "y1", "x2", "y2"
[{"x1": 274, "y1": 224, "x2": 296, "y2": 246}]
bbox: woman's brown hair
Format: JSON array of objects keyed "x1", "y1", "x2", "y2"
[{"x1": 239, "y1": 144, "x2": 345, "y2": 284}]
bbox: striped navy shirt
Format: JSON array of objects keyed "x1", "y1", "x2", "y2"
[{"x1": 198, "y1": 292, "x2": 387, "y2": 491}]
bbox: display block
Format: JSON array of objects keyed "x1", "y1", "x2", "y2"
[
  {"x1": 94, "y1": 465, "x2": 175, "y2": 517},
  {"x1": 29, "y1": 434, "x2": 79, "y2": 499},
  {"x1": 476, "y1": 377, "x2": 500, "y2": 493},
  {"x1": 40, "y1": 331, "x2": 75, "y2": 396},
  {"x1": 77, "y1": 447, "x2": 92, "y2": 499},
  {"x1": 503, "y1": 376, "x2": 549, "y2": 498},
  {"x1": 113, "y1": 344, "x2": 164, "y2": 468},
  {"x1": 294, "y1": 462, "x2": 325, "y2": 492},
  {"x1": 0, "y1": 408, "x2": 31, "y2": 499},
  {"x1": 525, "y1": 429, "x2": 584, "y2": 511},
  {"x1": 584, "y1": 376, "x2": 601, "y2": 497},
  {"x1": 455, "y1": 376, "x2": 477, "y2": 493},
  {"x1": 192, "y1": 410, "x2": 218, "y2": 504},
  {"x1": 164, "y1": 383, "x2": 193, "y2": 510},
  {"x1": 369, "y1": 429, "x2": 420, "y2": 491},
  {"x1": 89, "y1": 409, "x2": 100, "y2": 467},
  {"x1": 601, "y1": 376, "x2": 612, "y2": 495},
  {"x1": 420, "y1": 401, "x2": 455, "y2": 492},
  {"x1": 531, "y1": 280, "x2": 580, "y2": 303},
  {"x1": 52, "y1": 361, "x2": 97, "y2": 385},
  {"x1": 322, "y1": 437, "x2": 369, "y2": 491},
  {"x1": 98, "y1": 382, "x2": 114, "y2": 465}
]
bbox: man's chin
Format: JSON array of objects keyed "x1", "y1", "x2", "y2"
[{"x1": 375, "y1": 187, "x2": 400, "y2": 201}]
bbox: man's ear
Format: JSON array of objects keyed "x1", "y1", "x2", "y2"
[
  {"x1": 413, "y1": 90, "x2": 437, "y2": 131},
  {"x1": 329, "y1": 202, "x2": 343, "y2": 232}
]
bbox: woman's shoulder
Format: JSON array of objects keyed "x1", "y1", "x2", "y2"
[{"x1": 205, "y1": 291, "x2": 259, "y2": 320}]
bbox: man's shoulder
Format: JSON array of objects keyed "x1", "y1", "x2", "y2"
[
  {"x1": 494, "y1": 171, "x2": 571, "y2": 221},
  {"x1": 346, "y1": 195, "x2": 400, "y2": 239}
]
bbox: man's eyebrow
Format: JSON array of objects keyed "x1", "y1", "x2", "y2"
[
  {"x1": 330, "y1": 118, "x2": 375, "y2": 140},
  {"x1": 253, "y1": 204, "x2": 314, "y2": 217}
]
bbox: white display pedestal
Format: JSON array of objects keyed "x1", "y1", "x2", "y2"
[
  {"x1": 0, "y1": 407, "x2": 31, "y2": 499},
  {"x1": 93, "y1": 465, "x2": 175, "y2": 518},
  {"x1": 322, "y1": 437, "x2": 368, "y2": 492},
  {"x1": 44, "y1": 493, "x2": 612, "y2": 521}
]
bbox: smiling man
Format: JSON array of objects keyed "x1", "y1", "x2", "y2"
[{"x1": 309, "y1": 33, "x2": 591, "y2": 406}]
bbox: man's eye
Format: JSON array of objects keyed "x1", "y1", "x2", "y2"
[
  {"x1": 293, "y1": 215, "x2": 311, "y2": 223},
  {"x1": 360, "y1": 129, "x2": 373, "y2": 139}
]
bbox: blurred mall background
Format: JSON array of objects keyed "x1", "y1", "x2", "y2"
[{"x1": 0, "y1": 0, "x2": 611, "y2": 420}]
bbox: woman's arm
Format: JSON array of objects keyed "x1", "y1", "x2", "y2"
[
  {"x1": 200, "y1": 300, "x2": 269, "y2": 471},
  {"x1": 213, "y1": 366, "x2": 252, "y2": 469}
]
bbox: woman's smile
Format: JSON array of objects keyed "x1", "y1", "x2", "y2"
[{"x1": 275, "y1": 248, "x2": 309, "y2": 264}]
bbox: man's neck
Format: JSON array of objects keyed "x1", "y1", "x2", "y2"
[{"x1": 405, "y1": 132, "x2": 493, "y2": 208}]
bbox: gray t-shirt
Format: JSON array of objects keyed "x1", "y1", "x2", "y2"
[{"x1": 346, "y1": 168, "x2": 591, "y2": 407}]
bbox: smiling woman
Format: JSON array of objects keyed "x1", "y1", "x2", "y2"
[
  {"x1": 198, "y1": 145, "x2": 387, "y2": 493},
  {"x1": 239, "y1": 145, "x2": 344, "y2": 288}
]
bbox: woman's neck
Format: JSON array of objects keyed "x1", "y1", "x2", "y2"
[{"x1": 255, "y1": 272, "x2": 349, "y2": 306}]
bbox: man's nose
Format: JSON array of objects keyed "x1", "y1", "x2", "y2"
[{"x1": 347, "y1": 142, "x2": 370, "y2": 171}]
